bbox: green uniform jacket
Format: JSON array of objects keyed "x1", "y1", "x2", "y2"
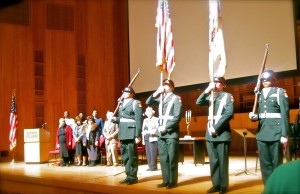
[
  {"x1": 146, "y1": 93, "x2": 182, "y2": 138},
  {"x1": 116, "y1": 99, "x2": 142, "y2": 140},
  {"x1": 196, "y1": 91, "x2": 234, "y2": 141},
  {"x1": 256, "y1": 87, "x2": 289, "y2": 141}
]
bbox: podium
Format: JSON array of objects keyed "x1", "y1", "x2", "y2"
[
  {"x1": 234, "y1": 129, "x2": 256, "y2": 175},
  {"x1": 24, "y1": 128, "x2": 51, "y2": 163}
]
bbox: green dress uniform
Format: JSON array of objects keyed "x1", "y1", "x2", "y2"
[
  {"x1": 196, "y1": 91, "x2": 234, "y2": 189},
  {"x1": 116, "y1": 98, "x2": 142, "y2": 183},
  {"x1": 146, "y1": 93, "x2": 182, "y2": 187},
  {"x1": 264, "y1": 159, "x2": 300, "y2": 194},
  {"x1": 256, "y1": 87, "x2": 289, "y2": 184}
]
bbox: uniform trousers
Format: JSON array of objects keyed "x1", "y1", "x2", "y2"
[
  {"x1": 121, "y1": 140, "x2": 138, "y2": 181},
  {"x1": 206, "y1": 141, "x2": 230, "y2": 188},
  {"x1": 105, "y1": 140, "x2": 119, "y2": 165},
  {"x1": 158, "y1": 138, "x2": 179, "y2": 185},
  {"x1": 257, "y1": 140, "x2": 283, "y2": 184},
  {"x1": 145, "y1": 140, "x2": 158, "y2": 170}
]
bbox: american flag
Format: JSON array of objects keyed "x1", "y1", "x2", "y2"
[
  {"x1": 208, "y1": 0, "x2": 226, "y2": 80},
  {"x1": 155, "y1": 0, "x2": 175, "y2": 79},
  {"x1": 9, "y1": 94, "x2": 18, "y2": 151}
]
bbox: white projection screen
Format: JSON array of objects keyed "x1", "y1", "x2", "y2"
[{"x1": 128, "y1": 0, "x2": 297, "y2": 93}]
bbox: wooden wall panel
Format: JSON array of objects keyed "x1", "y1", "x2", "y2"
[
  {"x1": 85, "y1": 0, "x2": 129, "y2": 118},
  {"x1": 45, "y1": 30, "x2": 77, "y2": 146},
  {"x1": 0, "y1": 24, "x2": 34, "y2": 160},
  {"x1": 0, "y1": 0, "x2": 129, "y2": 160}
]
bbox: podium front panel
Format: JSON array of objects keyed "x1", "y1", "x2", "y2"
[
  {"x1": 24, "y1": 142, "x2": 40, "y2": 162},
  {"x1": 24, "y1": 128, "x2": 51, "y2": 163}
]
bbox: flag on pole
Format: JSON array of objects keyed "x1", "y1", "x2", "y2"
[
  {"x1": 155, "y1": 0, "x2": 175, "y2": 79},
  {"x1": 209, "y1": 0, "x2": 226, "y2": 80},
  {"x1": 9, "y1": 94, "x2": 18, "y2": 151}
]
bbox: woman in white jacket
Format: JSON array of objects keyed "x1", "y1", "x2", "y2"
[{"x1": 142, "y1": 107, "x2": 159, "y2": 171}]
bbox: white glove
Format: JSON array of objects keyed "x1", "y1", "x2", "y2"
[
  {"x1": 249, "y1": 112, "x2": 258, "y2": 121},
  {"x1": 111, "y1": 117, "x2": 116, "y2": 122},
  {"x1": 135, "y1": 137, "x2": 141, "y2": 144},
  {"x1": 280, "y1": 136, "x2": 288, "y2": 144},
  {"x1": 153, "y1": 86, "x2": 165, "y2": 97},
  {"x1": 208, "y1": 127, "x2": 216, "y2": 135},
  {"x1": 158, "y1": 126, "x2": 167, "y2": 134},
  {"x1": 204, "y1": 82, "x2": 215, "y2": 94}
]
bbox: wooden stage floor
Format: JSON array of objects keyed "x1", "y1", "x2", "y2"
[{"x1": 0, "y1": 156, "x2": 264, "y2": 194}]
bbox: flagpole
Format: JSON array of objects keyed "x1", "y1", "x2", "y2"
[
  {"x1": 159, "y1": 71, "x2": 163, "y2": 126},
  {"x1": 11, "y1": 150, "x2": 15, "y2": 163},
  {"x1": 208, "y1": 0, "x2": 216, "y2": 128}
]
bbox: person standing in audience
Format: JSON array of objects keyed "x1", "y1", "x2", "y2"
[
  {"x1": 64, "y1": 111, "x2": 76, "y2": 130},
  {"x1": 73, "y1": 116, "x2": 87, "y2": 166},
  {"x1": 142, "y1": 107, "x2": 159, "y2": 171},
  {"x1": 116, "y1": 86, "x2": 142, "y2": 185},
  {"x1": 92, "y1": 109, "x2": 104, "y2": 164},
  {"x1": 196, "y1": 76, "x2": 234, "y2": 194},
  {"x1": 83, "y1": 116, "x2": 99, "y2": 167},
  {"x1": 78, "y1": 111, "x2": 87, "y2": 124},
  {"x1": 63, "y1": 111, "x2": 76, "y2": 165},
  {"x1": 56, "y1": 118, "x2": 73, "y2": 167},
  {"x1": 103, "y1": 111, "x2": 119, "y2": 166},
  {"x1": 146, "y1": 79, "x2": 182, "y2": 189},
  {"x1": 249, "y1": 70, "x2": 289, "y2": 184}
]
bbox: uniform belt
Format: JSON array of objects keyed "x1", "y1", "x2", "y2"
[
  {"x1": 120, "y1": 118, "x2": 135, "y2": 122},
  {"x1": 259, "y1": 113, "x2": 281, "y2": 118}
]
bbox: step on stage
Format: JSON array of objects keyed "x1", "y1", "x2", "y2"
[{"x1": 0, "y1": 156, "x2": 264, "y2": 194}]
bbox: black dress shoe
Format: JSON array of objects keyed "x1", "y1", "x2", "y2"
[
  {"x1": 119, "y1": 179, "x2": 129, "y2": 184},
  {"x1": 127, "y1": 179, "x2": 138, "y2": 185},
  {"x1": 166, "y1": 184, "x2": 177, "y2": 189},
  {"x1": 157, "y1": 183, "x2": 168, "y2": 188},
  {"x1": 219, "y1": 187, "x2": 228, "y2": 194},
  {"x1": 207, "y1": 186, "x2": 220, "y2": 193}
]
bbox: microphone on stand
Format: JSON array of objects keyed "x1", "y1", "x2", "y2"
[{"x1": 42, "y1": 123, "x2": 47, "y2": 129}]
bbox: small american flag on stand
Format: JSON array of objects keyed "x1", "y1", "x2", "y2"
[
  {"x1": 9, "y1": 93, "x2": 18, "y2": 151},
  {"x1": 155, "y1": 0, "x2": 175, "y2": 79}
]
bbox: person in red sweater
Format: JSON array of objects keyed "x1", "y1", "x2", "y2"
[{"x1": 56, "y1": 118, "x2": 73, "y2": 166}]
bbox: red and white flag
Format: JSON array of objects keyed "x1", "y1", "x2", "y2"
[
  {"x1": 209, "y1": 0, "x2": 226, "y2": 80},
  {"x1": 155, "y1": 0, "x2": 175, "y2": 79},
  {"x1": 9, "y1": 94, "x2": 18, "y2": 151}
]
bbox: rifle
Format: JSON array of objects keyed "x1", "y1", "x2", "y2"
[
  {"x1": 113, "y1": 68, "x2": 141, "y2": 116},
  {"x1": 252, "y1": 44, "x2": 269, "y2": 114}
]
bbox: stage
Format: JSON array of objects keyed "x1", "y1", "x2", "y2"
[{"x1": 0, "y1": 156, "x2": 264, "y2": 194}]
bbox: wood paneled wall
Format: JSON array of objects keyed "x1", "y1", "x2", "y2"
[{"x1": 0, "y1": 0, "x2": 129, "y2": 161}]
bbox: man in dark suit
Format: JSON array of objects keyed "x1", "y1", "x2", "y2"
[
  {"x1": 146, "y1": 79, "x2": 182, "y2": 189},
  {"x1": 196, "y1": 76, "x2": 234, "y2": 194},
  {"x1": 249, "y1": 70, "x2": 289, "y2": 184},
  {"x1": 115, "y1": 86, "x2": 142, "y2": 185}
]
